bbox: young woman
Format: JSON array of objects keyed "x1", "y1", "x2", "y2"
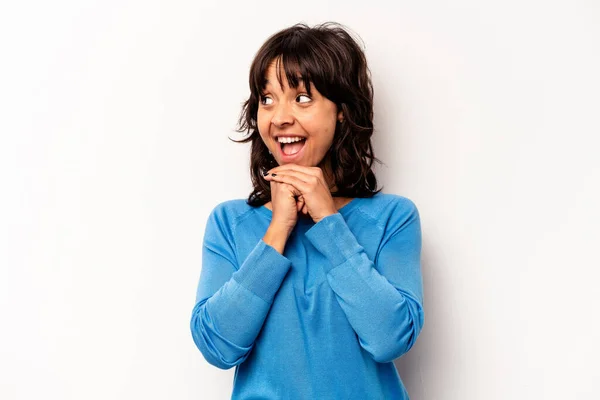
[{"x1": 190, "y1": 22, "x2": 424, "y2": 399}]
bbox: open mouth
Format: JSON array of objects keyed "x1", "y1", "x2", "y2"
[{"x1": 279, "y1": 138, "x2": 306, "y2": 156}]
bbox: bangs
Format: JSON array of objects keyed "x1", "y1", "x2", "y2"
[{"x1": 250, "y1": 34, "x2": 336, "y2": 99}]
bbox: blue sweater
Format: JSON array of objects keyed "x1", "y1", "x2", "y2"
[{"x1": 190, "y1": 192, "x2": 424, "y2": 399}]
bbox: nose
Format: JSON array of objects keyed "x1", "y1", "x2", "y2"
[{"x1": 271, "y1": 100, "x2": 294, "y2": 128}]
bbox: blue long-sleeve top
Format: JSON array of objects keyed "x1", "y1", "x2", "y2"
[{"x1": 190, "y1": 192, "x2": 424, "y2": 399}]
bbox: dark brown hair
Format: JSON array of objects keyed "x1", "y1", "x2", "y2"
[{"x1": 232, "y1": 21, "x2": 383, "y2": 206}]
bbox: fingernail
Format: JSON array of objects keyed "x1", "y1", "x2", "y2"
[
  {"x1": 262, "y1": 170, "x2": 269, "y2": 176},
  {"x1": 271, "y1": 173, "x2": 277, "y2": 176}
]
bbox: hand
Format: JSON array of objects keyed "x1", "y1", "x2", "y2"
[
  {"x1": 268, "y1": 177, "x2": 302, "y2": 232},
  {"x1": 264, "y1": 164, "x2": 338, "y2": 224}
]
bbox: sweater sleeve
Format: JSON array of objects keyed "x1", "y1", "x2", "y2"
[
  {"x1": 304, "y1": 198, "x2": 424, "y2": 363},
  {"x1": 190, "y1": 204, "x2": 292, "y2": 369}
]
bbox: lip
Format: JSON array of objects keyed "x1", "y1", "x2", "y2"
[
  {"x1": 274, "y1": 134, "x2": 306, "y2": 139},
  {"x1": 276, "y1": 138, "x2": 307, "y2": 163}
]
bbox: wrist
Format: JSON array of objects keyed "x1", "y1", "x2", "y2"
[
  {"x1": 314, "y1": 210, "x2": 338, "y2": 224},
  {"x1": 263, "y1": 224, "x2": 292, "y2": 254}
]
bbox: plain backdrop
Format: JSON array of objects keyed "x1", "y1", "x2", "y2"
[{"x1": 1, "y1": 1, "x2": 599, "y2": 399}]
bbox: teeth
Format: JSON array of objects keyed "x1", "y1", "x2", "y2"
[{"x1": 277, "y1": 137, "x2": 305, "y2": 144}]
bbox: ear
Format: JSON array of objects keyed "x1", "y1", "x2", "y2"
[{"x1": 337, "y1": 110, "x2": 344, "y2": 123}]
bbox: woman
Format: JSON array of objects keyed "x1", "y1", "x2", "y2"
[{"x1": 190, "y1": 22, "x2": 424, "y2": 399}]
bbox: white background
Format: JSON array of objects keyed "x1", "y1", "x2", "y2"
[{"x1": 1, "y1": 1, "x2": 599, "y2": 399}]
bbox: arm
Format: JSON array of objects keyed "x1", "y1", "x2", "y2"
[
  {"x1": 304, "y1": 198, "x2": 424, "y2": 363},
  {"x1": 190, "y1": 205, "x2": 292, "y2": 369}
]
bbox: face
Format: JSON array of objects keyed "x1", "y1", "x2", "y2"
[{"x1": 257, "y1": 59, "x2": 343, "y2": 168}]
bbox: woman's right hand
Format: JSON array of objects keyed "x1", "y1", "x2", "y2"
[{"x1": 269, "y1": 179, "x2": 302, "y2": 233}]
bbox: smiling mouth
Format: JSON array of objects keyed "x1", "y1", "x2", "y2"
[{"x1": 279, "y1": 138, "x2": 307, "y2": 156}]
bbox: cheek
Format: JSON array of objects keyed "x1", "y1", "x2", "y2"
[
  {"x1": 306, "y1": 116, "x2": 336, "y2": 141},
  {"x1": 256, "y1": 113, "x2": 270, "y2": 137},
  {"x1": 299, "y1": 112, "x2": 336, "y2": 133},
  {"x1": 256, "y1": 111, "x2": 266, "y2": 128},
  {"x1": 256, "y1": 113, "x2": 269, "y2": 142}
]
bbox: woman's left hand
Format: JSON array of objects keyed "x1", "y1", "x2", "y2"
[{"x1": 264, "y1": 164, "x2": 338, "y2": 223}]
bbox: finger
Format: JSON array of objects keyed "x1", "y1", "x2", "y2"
[
  {"x1": 271, "y1": 165, "x2": 330, "y2": 192},
  {"x1": 268, "y1": 173, "x2": 310, "y2": 194},
  {"x1": 284, "y1": 182, "x2": 302, "y2": 197},
  {"x1": 296, "y1": 196, "x2": 303, "y2": 212},
  {"x1": 265, "y1": 169, "x2": 318, "y2": 187},
  {"x1": 302, "y1": 204, "x2": 308, "y2": 214},
  {"x1": 264, "y1": 169, "x2": 310, "y2": 183},
  {"x1": 267, "y1": 163, "x2": 313, "y2": 176},
  {"x1": 268, "y1": 163, "x2": 325, "y2": 180},
  {"x1": 296, "y1": 195, "x2": 304, "y2": 212}
]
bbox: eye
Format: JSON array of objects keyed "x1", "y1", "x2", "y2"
[
  {"x1": 296, "y1": 94, "x2": 311, "y2": 103},
  {"x1": 260, "y1": 95, "x2": 273, "y2": 106}
]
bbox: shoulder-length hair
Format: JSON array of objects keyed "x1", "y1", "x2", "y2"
[{"x1": 232, "y1": 21, "x2": 383, "y2": 206}]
